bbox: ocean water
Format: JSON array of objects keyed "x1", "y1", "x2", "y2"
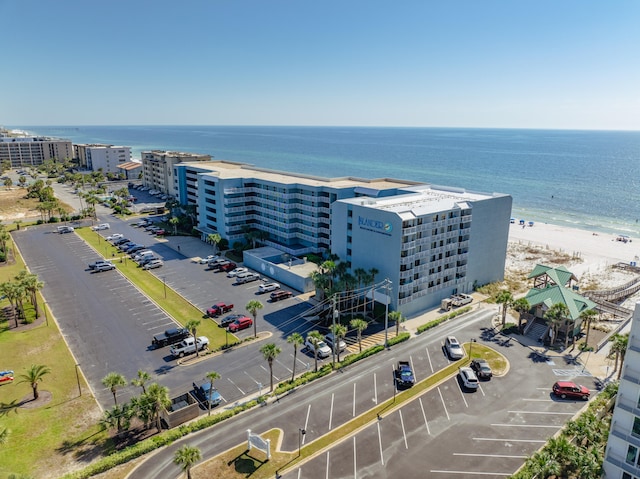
[{"x1": 11, "y1": 125, "x2": 640, "y2": 236}]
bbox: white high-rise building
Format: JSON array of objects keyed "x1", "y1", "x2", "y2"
[{"x1": 604, "y1": 302, "x2": 640, "y2": 479}]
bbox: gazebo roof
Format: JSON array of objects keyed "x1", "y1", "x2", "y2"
[
  {"x1": 524, "y1": 284, "x2": 596, "y2": 320},
  {"x1": 527, "y1": 264, "x2": 578, "y2": 286}
]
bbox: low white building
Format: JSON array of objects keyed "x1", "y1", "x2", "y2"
[{"x1": 74, "y1": 144, "x2": 132, "y2": 173}]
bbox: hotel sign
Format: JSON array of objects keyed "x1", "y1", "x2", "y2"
[{"x1": 358, "y1": 216, "x2": 393, "y2": 236}]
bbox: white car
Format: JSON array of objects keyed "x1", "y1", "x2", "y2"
[
  {"x1": 305, "y1": 337, "x2": 332, "y2": 358},
  {"x1": 91, "y1": 223, "x2": 110, "y2": 231},
  {"x1": 227, "y1": 267, "x2": 248, "y2": 278},
  {"x1": 324, "y1": 333, "x2": 347, "y2": 353},
  {"x1": 199, "y1": 255, "x2": 219, "y2": 264},
  {"x1": 93, "y1": 262, "x2": 116, "y2": 272},
  {"x1": 142, "y1": 259, "x2": 164, "y2": 270},
  {"x1": 106, "y1": 233, "x2": 123, "y2": 242},
  {"x1": 459, "y1": 367, "x2": 479, "y2": 390},
  {"x1": 445, "y1": 336, "x2": 464, "y2": 360},
  {"x1": 258, "y1": 282, "x2": 280, "y2": 293}
]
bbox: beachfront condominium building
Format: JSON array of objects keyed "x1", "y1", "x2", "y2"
[
  {"x1": 142, "y1": 150, "x2": 211, "y2": 196},
  {"x1": 603, "y1": 302, "x2": 640, "y2": 479},
  {"x1": 0, "y1": 136, "x2": 72, "y2": 168},
  {"x1": 73, "y1": 144, "x2": 132, "y2": 173},
  {"x1": 174, "y1": 160, "x2": 512, "y2": 315},
  {"x1": 332, "y1": 185, "x2": 511, "y2": 316}
]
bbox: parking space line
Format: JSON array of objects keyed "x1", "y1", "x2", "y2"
[
  {"x1": 410, "y1": 355, "x2": 417, "y2": 382},
  {"x1": 260, "y1": 364, "x2": 279, "y2": 381},
  {"x1": 399, "y1": 410, "x2": 408, "y2": 449},
  {"x1": 373, "y1": 373, "x2": 378, "y2": 404},
  {"x1": 303, "y1": 404, "x2": 311, "y2": 445},
  {"x1": 244, "y1": 371, "x2": 260, "y2": 385},
  {"x1": 353, "y1": 436, "x2": 357, "y2": 479},
  {"x1": 419, "y1": 397, "x2": 431, "y2": 435},
  {"x1": 426, "y1": 347, "x2": 434, "y2": 373},
  {"x1": 328, "y1": 393, "x2": 334, "y2": 430},
  {"x1": 377, "y1": 422, "x2": 384, "y2": 465},
  {"x1": 227, "y1": 377, "x2": 245, "y2": 395},
  {"x1": 457, "y1": 382, "x2": 469, "y2": 408},
  {"x1": 352, "y1": 383, "x2": 356, "y2": 417},
  {"x1": 276, "y1": 358, "x2": 292, "y2": 374},
  {"x1": 325, "y1": 451, "x2": 330, "y2": 479},
  {"x1": 508, "y1": 410, "x2": 575, "y2": 415},
  {"x1": 491, "y1": 423, "x2": 559, "y2": 428},
  {"x1": 478, "y1": 383, "x2": 486, "y2": 396},
  {"x1": 430, "y1": 470, "x2": 511, "y2": 476},
  {"x1": 523, "y1": 398, "x2": 554, "y2": 402},
  {"x1": 474, "y1": 437, "x2": 546, "y2": 443},
  {"x1": 437, "y1": 387, "x2": 450, "y2": 420},
  {"x1": 453, "y1": 453, "x2": 527, "y2": 458}
]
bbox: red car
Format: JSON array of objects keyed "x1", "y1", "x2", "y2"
[
  {"x1": 207, "y1": 302, "x2": 234, "y2": 317},
  {"x1": 270, "y1": 290, "x2": 293, "y2": 302},
  {"x1": 155, "y1": 229, "x2": 166, "y2": 235},
  {"x1": 228, "y1": 316, "x2": 252, "y2": 332},
  {"x1": 552, "y1": 381, "x2": 590, "y2": 400},
  {"x1": 219, "y1": 262, "x2": 237, "y2": 272}
]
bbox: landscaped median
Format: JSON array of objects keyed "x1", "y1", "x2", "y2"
[
  {"x1": 190, "y1": 342, "x2": 508, "y2": 479},
  {"x1": 76, "y1": 228, "x2": 236, "y2": 351}
]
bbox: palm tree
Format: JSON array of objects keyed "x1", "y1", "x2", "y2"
[
  {"x1": 145, "y1": 382, "x2": 171, "y2": 432},
  {"x1": 495, "y1": 290, "x2": 513, "y2": 327},
  {"x1": 0, "y1": 426, "x2": 9, "y2": 445},
  {"x1": 207, "y1": 233, "x2": 222, "y2": 255},
  {"x1": 18, "y1": 364, "x2": 51, "y2": 400},
  {"x1": 260, "y1": 343, "x2": 282, "y2": 392},
  {"x1": 511, "y1": 297, "x2": 530, "y2": 333},
  {"x1": 15, "y1": 271, "x2": 43, "y2": 317},
  {"x1": 102, "y1": 372, "x2": 127, "y2": 406},
  {"x1": 185, "y1": 319, "x2": 202, "y2": 357},
  {"x1": 389, "y1": 310, "x2": 405, "y2": 337},
  {"x1": 307, "y1": 330, "x2": 324, "y2": 372},
  {"x1": 350, "y1": 318, "x2": 368, "y2": 353},
  {"x1": 169, "y1": 216, "x2": 179, "y2": 236},
  {"x1": 246, "y1": 300, "x2": 264, "y2": 338},
  {"x1": 205, "y1": 371, "x2": 221, "y2": 416},
  {"x1": 544, "y1": 303, "x2": 569, "y2": 346},
  {"x1": 131, "y1": 370, "x2": 152, "y2": 394},
  {"x1": 287, "y1": 332, "x2": 304, "y2": 382},
  {"x1": 173, "y1": 444, "x2": 201, "y2": 479},
  {"x1": 580, "y1": 308, "x2": 598, "y2": 348},
  {"x1": 330, "y1": 323, "x2": 348, "y2": 363},
  {"x1": 0, "y1": 282, "x2": 20, "y2": 328},
  {"x1": 101, "y1": 403, "x2": 133, "y2": 434},
  {"x1": 610, "y1": 332, "x2": 629, "y2": 379},
  {"x1": 353, "y1": 268, "x2": 367, "y2": 314}
]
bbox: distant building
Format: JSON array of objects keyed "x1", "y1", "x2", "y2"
[
  {"x1": 0, "y1": 135, "x2": 72, "y2": 168},
  {"x1": 174, "y1": 160, "x2": 512, "y2": 314},
  {"x1": 142, "y1": 150, "x2": 211, "y2": 196},
  {"x1": 603, "y1": 302, "x2": 640, "y2": 479},
  {"x1": 74, "y1": 144, "x2": 133, "y2": 173}
]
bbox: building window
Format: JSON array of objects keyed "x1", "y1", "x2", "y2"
[
  {"x1": 628, "y1": 445, "x2": 639, "y2": 465},
  {"x1": 633, "y1": 417, "x2": 640, "y2": 438}
]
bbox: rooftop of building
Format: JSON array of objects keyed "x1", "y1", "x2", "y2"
[
  {"x1": 179, "y1": 160, "x2": 421, "y2": 191},
  {"x1": 143, "y1": 150, "x2": 211, "y2": 160}
]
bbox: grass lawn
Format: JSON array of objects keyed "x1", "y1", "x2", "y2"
[{"x1": 0, "y1": 234, "x2": 107, "y2": 479}]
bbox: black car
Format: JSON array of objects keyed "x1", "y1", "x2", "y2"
[
  {"x1": 151, "y1": 327, "x2": 190, "y2": 348},
  {"x1": 219, "y1": 313, "x2": 244, "y2": 327},
  {"x1": 114, "y1": 237, "x2": 131, "y2": 246},
  {"x1": 470, "y1": 358, "x2": 493, "y2": 379}
]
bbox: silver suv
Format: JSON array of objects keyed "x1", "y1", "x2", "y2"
[
  {"x1": 445, "y1": 336, "x2": 464, "y2": 360},
  {"x1": 324, "y1": 333, "x2": 347, "y2": 353}
]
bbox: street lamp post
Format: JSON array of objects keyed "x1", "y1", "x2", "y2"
[
  {"x1": 163, "y1": 277, "x2": 167, "y2": 299},
  {"x1": 43, "y1": 301, "x2": 49, "y2": 327},
  {"x1": 298, "y1": 428, "x2": 306, "y2": 456},
  {"x1": 75, "y1": 364, "x2": 82, "y2": 396},
  {"x1": 225, "y1": 329, "x2": 229, "y2": 348},
  {"x1": 384, "y1": 279, "x2": 391, "y2": 349},
  {"x1": 470, "y1": 338, "x2": 477, "y2": 359},
  {"x1": 332, "y1": 300, "x2": 339, "y2": 367}
]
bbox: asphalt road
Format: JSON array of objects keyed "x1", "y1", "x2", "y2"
[
  {"x1": 13, "y1": 217, "x2": 333, "y2": 408},
  {"x1": 128, "y1": 308, "x2": 593, "y2": 478}
]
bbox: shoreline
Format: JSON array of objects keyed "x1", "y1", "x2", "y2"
[{"x1": 507, "y1": 221, "x2": 639, "y2": 277}]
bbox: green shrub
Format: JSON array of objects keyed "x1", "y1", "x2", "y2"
[{"x1": 387, "y1": 332, "x2": 410, "y2": 346}]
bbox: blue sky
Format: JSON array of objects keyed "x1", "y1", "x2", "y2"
[{"x1": 2, "y1": 0, "x2": 639, "y2": 129}]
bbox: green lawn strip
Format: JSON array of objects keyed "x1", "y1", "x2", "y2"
[
  {"x1": 215, "y1": 343, "x2": 506, "y2": 478},
  {"x1": 1, "y1": 237, "x2": 107, "y2": 477},
  {"x1": 76, "y1": 228, "x2": 237, "y2": 350}
]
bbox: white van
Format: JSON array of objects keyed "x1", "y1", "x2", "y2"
[{"x1": 134, "y1": 251, "x2": 154, "y2": 263}]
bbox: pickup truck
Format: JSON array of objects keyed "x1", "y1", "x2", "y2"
[
  {"x1": 440, "y1": 293, "x2": 473, "y2": 311},
  {"x1": 192, "y1": 380, "x2": 222, "y2": 408},
  {"x1": 151, "y1": 327, "x2": 190, "y2": 348},
  {"x1": 207, "y1": 302, "x2": 234, "y2": 317},
  {"x1": 395, "y1": 360, "x2": 415, "y2": 388},
  {"x1": 170, "y1": 336, "x2": 209, "y2": 358}
]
